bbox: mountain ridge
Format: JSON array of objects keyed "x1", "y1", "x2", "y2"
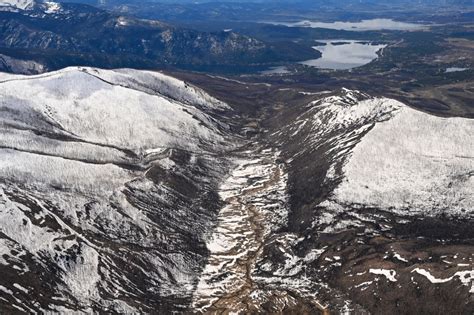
[
  {"x1": 0, "y1": 67, "x2": 472, "y2": 313},
  {"x1": 0, "y1": 2, "x2": 320, "y2": 74}
]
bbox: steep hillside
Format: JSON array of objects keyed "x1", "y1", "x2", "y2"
[
  {"x1": 263, "y1": 89, "x2": 474, "y2": 313},
  {"x1": 0, "y1": 67, "x2": 237, "y2": 313}
]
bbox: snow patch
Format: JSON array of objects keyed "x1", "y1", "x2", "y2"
[
  {"x1": 394, "y1": 253, "x2": 408, "y2": 263},
  {"x1": 412, "y1": 268, "x2": 474, "y2": 292},
  {"x1": 369, "y1": 268, "x2": 397, "y2": 282},
  {"x1": 44, "y1": 1, "x2": 60, "y2": 13}
]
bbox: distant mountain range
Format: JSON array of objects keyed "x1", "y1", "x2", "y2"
[{"x1": 0, "y1": 0, "x2": 319, "y2": 74}]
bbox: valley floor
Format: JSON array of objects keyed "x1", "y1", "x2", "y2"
[{"x1": 193, "y1": 145, "x2": 329, "y2": 314}]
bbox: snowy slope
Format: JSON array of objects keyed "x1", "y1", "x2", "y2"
[
  {"x1": 80, "y1": 67, "x2": 231, "y2": 111},
  {"x1": 274, "y1": 89, "x2": 473, "y2": 218},
  {"x1": 315, "y1": 93, "x2": 474, "y2": 217},
  {"x1": 0, "y1": 67, "x2": 234, "y2": 313},
  {"x1": 264, "y1": 89, "x2": 474, "y2": 313},
  {"x1": 0, "y1": 53, "x2": 46, "y2": 74},
  {"x1": 0, "y1": 68, "x2": 471, "y2": 313},
  {"x1": 0, "y1": 67, "x2": 231, "y2": 194},
  {"x1": 326, "y1": 104, "x2": 473, "y2": 216},
  {"x1": 0, "y1": 67, "x2": 228, "y2": 152}
]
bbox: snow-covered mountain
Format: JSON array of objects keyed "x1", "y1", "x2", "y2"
[
  {"x1": 0, "y1": 0, "x2": 35, "y2": 10},
  {"x1": 0, "y1": 67, "x2": 236, "y2": 313},
  {"x1": 0, "y1": 70, "x2": 472, "y2": 314},
  {"x1": 322, "y1": 96, "x2": 473, "y2": 217},
  {"x1": 264, "y1": 88, "x2": 474, "y2": 313},
  {"x1": 274, "y1": 89, "x2": 473, "y2": 218}
]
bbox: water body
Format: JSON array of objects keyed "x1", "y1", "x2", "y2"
[
  {"x1": 266, "y1": 18, "x2": 427, "y2": 31},
  {"x1": 445, "y1": 67, "x2": 469, "y2": 73},
  {"x1": 301, "y1": 40, "x2": 387, "y2": 70}
]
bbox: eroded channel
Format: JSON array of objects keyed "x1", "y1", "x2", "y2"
[{"x1": 192, "y1": 147, "x2": 329, "y2": 314}]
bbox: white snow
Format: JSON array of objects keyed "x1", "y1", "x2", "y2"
[
  {"x1": 0, "y1": 67, "x2": 231, "y2": 196},
  {"x1": 0, "y1": 54, "x2": 45, "y2": 73},
  {"x1": 79, "y1": 67, "x2": 230, "y2": 110},
  {"x1": 286, "y1": 88, "x2": 472, "y2": 221},
  {"x1": 0, "y1": 188, "x2": 68, "y2": 254},
  {"x1": 394, "y1": 253, "x2": 408, "y2": 263},
  {"x1": 314, "y1": 96, "x2": 401, "y2": 130},
  {"x1": 0, "y1": 285, "x2": 13, "y2": 295},
  {"x1": 57, "y1": 244, "x2": 101, "y2": 302},
  {"x1": 116, "y1": 16, "x2": 129, "y2": 26},
  {"x1": 369, "y1": 268, "x2": 397, "y2": 282},
  {"x1": 193, "y1": 150, "x2": 290, "y2": 312},
  {"x1": 321, "y1": 94, "x2": 473, "y2": 217},
  {"x1": 0, "y1": 68, "x2": 228, "y2": 153},
  {"x1": 0, "y1": 150, "x2": 134, "y2": 194},
  {"x1": 304, "y1": 248, "x2": 325, "y2": 262},
  {"x1": 354, "y1": 281, "x2": 373, "y2": 289},
  {"x1": 0, "y1": 66, "x2": 234, "y2": 310},
  {"x1": 412, "y1": 268, "x2": 474, "y2": 292},
  {"x1": 0, "y1": 0, "x2": 35, "y2": 10},
  {"x1": 13, "y1": 283, "x2": 28, "y2": 294},
  {"x1": 44, "y1": 1, "x2": 60, "y2": 13}
]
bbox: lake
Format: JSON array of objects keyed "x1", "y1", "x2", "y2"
[
  {"x1": 301, "y1": 40, "x2": 387, "y2": 70},
  {"x1": 266, "y1": 18, "x2": 427, "y2": 31},
  {"x1": 445, "y1": 67, "x2": 469, "y2": 73}
]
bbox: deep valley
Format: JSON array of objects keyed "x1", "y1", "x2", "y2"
[{"x1": 0, "y1": 0, "x2": 473, "y2": 314}]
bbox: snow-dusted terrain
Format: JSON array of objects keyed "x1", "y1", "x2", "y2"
[
  {"x1": 192, "y1": 148, "x2": 297, "y2": 313},
  {"x1": 0, "y1": 67, "x2": 231, "y2": 194},
  {"x1": 0, "y1": 67, "x2": 228, "y2": 151},
  {"x1": 325, "y1": 101, "x2": 473, "y2": 217},
  {"x1": 0, "y1": 0, "x2": 35, "y2": 10},
  {"x1": 0, "y1": 0, "x2": 65, "y2": 17},
  {"x1": 0, "y1": 66, "x2": 472, "y2": 313},
  {"x1": 266, "y1": 88, "x2": 473, "y2": 313},
  {"x1": 0, "y1": 67, "x2": 235, "y2": 313},
  {"x1": 190, "y1": 89, "x2": 473, "y2": 313},
  {"x1": 274, "y1": 89, "x2": 473, "y2": 218}
]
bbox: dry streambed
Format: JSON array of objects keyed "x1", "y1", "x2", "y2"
[{"x1": 192, "y1": 147, "x2": 329, "y2": 314}]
